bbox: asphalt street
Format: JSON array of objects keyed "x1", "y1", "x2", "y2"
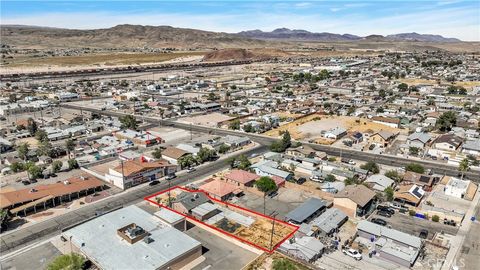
[
  {"x1": 0, "y1": 145, "x2": 267, "y2": 255},
  {"x1": 62, "y1": 103, "x2": 480, "y2": 180}
]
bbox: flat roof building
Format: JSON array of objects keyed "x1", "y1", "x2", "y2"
[{"x1": 63, "y1": 205, "x2": 202, "y2": 270}]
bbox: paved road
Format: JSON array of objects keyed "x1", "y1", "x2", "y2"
[
  {"x1": 62, "y1": 103, "x2": 480, "y2": 180},
  {"x1": 0, "y1": 145, "x2": 267, "y2": 255}
]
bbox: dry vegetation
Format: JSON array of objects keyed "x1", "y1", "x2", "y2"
[
  {"x1": 264, "y1": 115, "x2": 405, "y2": 143},
  {"x1": 398, "y1": 78, "x2": 480, "y2": 88},
  {"x1": 4, "y1": 52, "x2": 205, "y2": 68}
]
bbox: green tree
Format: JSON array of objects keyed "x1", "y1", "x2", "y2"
[
  {"x1": 51, "y1": 160, "x2": 63, "y2": 173},
  {"x1": 272, "y1": 258, "x2": 296, "y2": 270},
  {"x1": 325, "y1": 174, "x2": 336, "y2": 182},
  {"x1": 236, "y1": 155, "x2": 251, "y2": 170},
  {"x1": 385, "y1": 170, "x2": 401, "y2": 182},
  {"x1": 218, "y1": 144, "x2": 230, "y2": 154},
  {"x1": 243, "y1": 123, "x2": 254, "y2": 133},
  {"x1": 229, "y1": 119, "x2": 240, "y2": 130},
  {"x1": 178, "y1": 154, "x2": 197, "y2": 169},
  {"x1": 207, "y1": 92, "x2": 219, "y2": 101},
  {"x1": 47, "y1": 253, "x2": 85, "y2": 270},
  {"x1": 1, "y1": 208, "x2": 10, "y2": 232},
  {"x1": 38, "y1": 140, "x2": 53, "y2": 157},
  {"x1": 10, "y1": 162, "x2": 25, "y2": 173},
  {"x1": 405, "y1": 163, "x2": 425, "y2": 174},
  {"x1": 26, "y1": 118, "x2": 38, "y2": 136},
  {"x1": 68, "y1": 159, "x2": 79, "y2": 170},
  {"x1": 384, "y1": 186, "x2": 394, "y2": 201},
  {"x1": 255, "y1": 176, "x2": 277, "y2": 193},
  {"x1": 35, "y1": 129, "x2": 48, "y2": 142},
  {"x1": 197, "y1": 147, "x2": 217, "y2": 163},
  {"x1": 360, "y1": 161, "x2": 380, "y2": 174},
  {"x1": 65, "y1": 139, "x2": 76, "y2": 157},
  {"x1": 432, "y1": 215, "x2": 440, "y2": 222},
  {"x1": 398, "y1": 83, "x2": 408, "y2": 92},
  {"x1": 152, "y1": 148, "x2": 163, "y2": 159},
  {"x1": 458, "y1": 158, "x2": 470, "y2": 179},
  {"x1": 28, "y1": 165, "x2": 43, "y2": 179},
  {"x1": 119, "y1": 115, "x2": 138, "y2": 130},
  {"x1": 409, "y1": 146, "x2": 420, "y2": 156},
  {"x1": 436, "y1": 111, "x2": 457, "y2": 132},
  {"x1": 17, "y1": 143, "x2": 30, "y2": 161}
]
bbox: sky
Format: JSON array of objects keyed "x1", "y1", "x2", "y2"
[{"x1": 1, "y1": 0, "x2": 479, "y2": 41}]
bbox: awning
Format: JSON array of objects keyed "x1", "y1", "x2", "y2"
[{"x1": 10, "y1": 195, "x2": 54, "y2": 214}]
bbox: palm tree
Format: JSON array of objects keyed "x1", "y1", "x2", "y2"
[{"x1": 458, "y1": 158, "x2": 470, "y2": 179}]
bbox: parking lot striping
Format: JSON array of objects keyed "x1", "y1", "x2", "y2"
[{"x1": 144, "y1": 186, "x2": 299, "y2": 253}]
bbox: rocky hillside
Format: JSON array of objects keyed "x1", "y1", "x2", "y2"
[{"x1": 0, "y1": 24, "x2": 266, "y2": 49}]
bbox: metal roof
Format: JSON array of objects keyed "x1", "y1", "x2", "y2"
[
  {"x1": 357, "y1": 220, "x2": 422, "y2": 249},
  {"x1": 285, "y1": 198, "x2": 326, "y2": 223}
]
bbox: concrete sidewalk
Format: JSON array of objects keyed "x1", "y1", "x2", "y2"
[{"x1": 441, "y1": 189, "x2": 480, "y2": 270}]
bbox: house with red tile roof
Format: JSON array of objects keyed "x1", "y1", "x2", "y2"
[
  {"x1": 224, "y1": 169, "x2": 259, "y2": 187},
  {"x1": 199, "y1": 179, "x2": 242, "y2": 201}
]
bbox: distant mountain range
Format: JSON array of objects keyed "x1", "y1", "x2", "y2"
[
  {"x1": 237, "y1": 28, "x2": 461, "y2": 42},
  {"x1": 0, "y1": 24, "x2": 462, "y2": 50}
]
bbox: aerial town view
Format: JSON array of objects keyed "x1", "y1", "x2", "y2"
[{"x1": 0, "y1": 1, "x2": 479, "y2": 270}]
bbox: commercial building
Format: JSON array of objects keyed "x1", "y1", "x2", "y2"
[
  {"x1": 63, "y1": 205, "x2": 202, "y2": 270},
  {"x1": 113, "y1": 129, "x2": 164, "y2": 148},
  {"x1": 0, "y1": 176, "x2": 104, "y2": 216},
  {"x1": 105, "y1": 159, "x2": 177, "y2": 189}
]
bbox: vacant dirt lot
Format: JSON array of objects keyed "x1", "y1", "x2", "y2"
[
  {"x1": 3, "y1": 51, "x2": 205, "y2": 69},
  {"x1": 265, "y1": 115, "x2": 404, "y2": 142}
]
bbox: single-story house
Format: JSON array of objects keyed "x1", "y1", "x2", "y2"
[
  {"x1": 334, "y1": 185, "x2": 376, "y2": 218},
  {"x1": 285, "y1": 198, "x2": 327, "y2": 224},
  {"x1": 364, "y1": 174, "x2": 395, "y2": 192}
]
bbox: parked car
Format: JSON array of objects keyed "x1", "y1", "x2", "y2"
[
  {"x1": 444, "y1": 219, "x2": 457, "y2": 226},
  {"x1": 377, "y1": 210, "x2": 392, "y2": 218},
  {"x1": 369, "y1": 144, "x2": 375, "y2": 150},
  {"x1": 268, "y1": 190, "x2": 278, "y2": 198},
  {"x1": 296, "y1": 177, "x2": 306, "y2": 185},
  {"x1": 419, "y1": 229, "x2": 429, "y2": 239},
  {"x1": 30, "y1": 179, "x2": 38, "y2": 183},
  {"x1": 22, "y1": 180, "x2": 31, "y2": 185},
  {"x1": 371, "y1": 218, "x2": 387, "y2": 226},
  {"x1": 377, "y1": 205, "x2": 395, "y2": 215},
  {"x1": 165, "y1": 174, "x2": 176, "y2": 180},
  {"x1": 342, "y1": 248, "x2": 362, "y2": 260},
  {"x1": 149, "y1": 180, "x2": 160, "y2": 186},
  {"x1": 187, "y1": 167, "x2": 196, "y2": 173}
]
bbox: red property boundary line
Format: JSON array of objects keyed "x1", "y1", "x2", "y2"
[{"x1": 144, "y1": 185, "x2": 299, "y2": 253}]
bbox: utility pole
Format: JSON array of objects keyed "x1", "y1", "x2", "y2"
[
  {"x1": 269, "y1": 211, "x2": 278, "y2": 250},
  {"x1": 121, "y1": 159, "x2": 125, "y2": 188}
]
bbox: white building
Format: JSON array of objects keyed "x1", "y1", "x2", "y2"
[{"x1": 444, "y1": 177, "x2": 471, "y2": 199}]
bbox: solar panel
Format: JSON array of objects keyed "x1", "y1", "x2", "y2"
[
  {"x1": 412, "y1": 187, "x2": 423, "y2": 198},
  {"x1": 419, "y1": 175, "x2": 430, "y2": 183}
]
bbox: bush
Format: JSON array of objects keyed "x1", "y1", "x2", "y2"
[
  {"x1": 47, "y1": 253, "x2": 85, "y2": 270},
  {"x1": 409, "y1": 210, "x2": 416, "y2": 216},
  {"x1": 405, "y1": 163, "x2": 425, "y2": 174},
  {"x1": 432, "y1": 215, "x2": 440, "y2": 222}
]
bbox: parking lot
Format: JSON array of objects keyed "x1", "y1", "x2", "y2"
[
  {"x1": 315, "y1": 249, "x2": 402, "y2": 270},
  {"x1": 0, "y1": 242, "x2": 61, "y2": 270},
  {"x1": 185, "y1": 226, "x2": 259, "y2": 270},
  {"x1": 369, "y1": 210, "x2": 458, "y2": 240}
]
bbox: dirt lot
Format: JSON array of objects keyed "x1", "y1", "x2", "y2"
[
  {"x1": 244, "y1": 252, "x2": 311, "y2": 270},
  {"x1": 264, "y1": 115, "x2": 404, "y2": 142},
  {"x1": 228, "y1": 217, "x2": 295, "y2": 251},
  {"x1": 398, "y1": 78, "x2": 480, "y2": 89},
  {"x1": 3, "y1": 51, "x2": 205, "y2": 69}
]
